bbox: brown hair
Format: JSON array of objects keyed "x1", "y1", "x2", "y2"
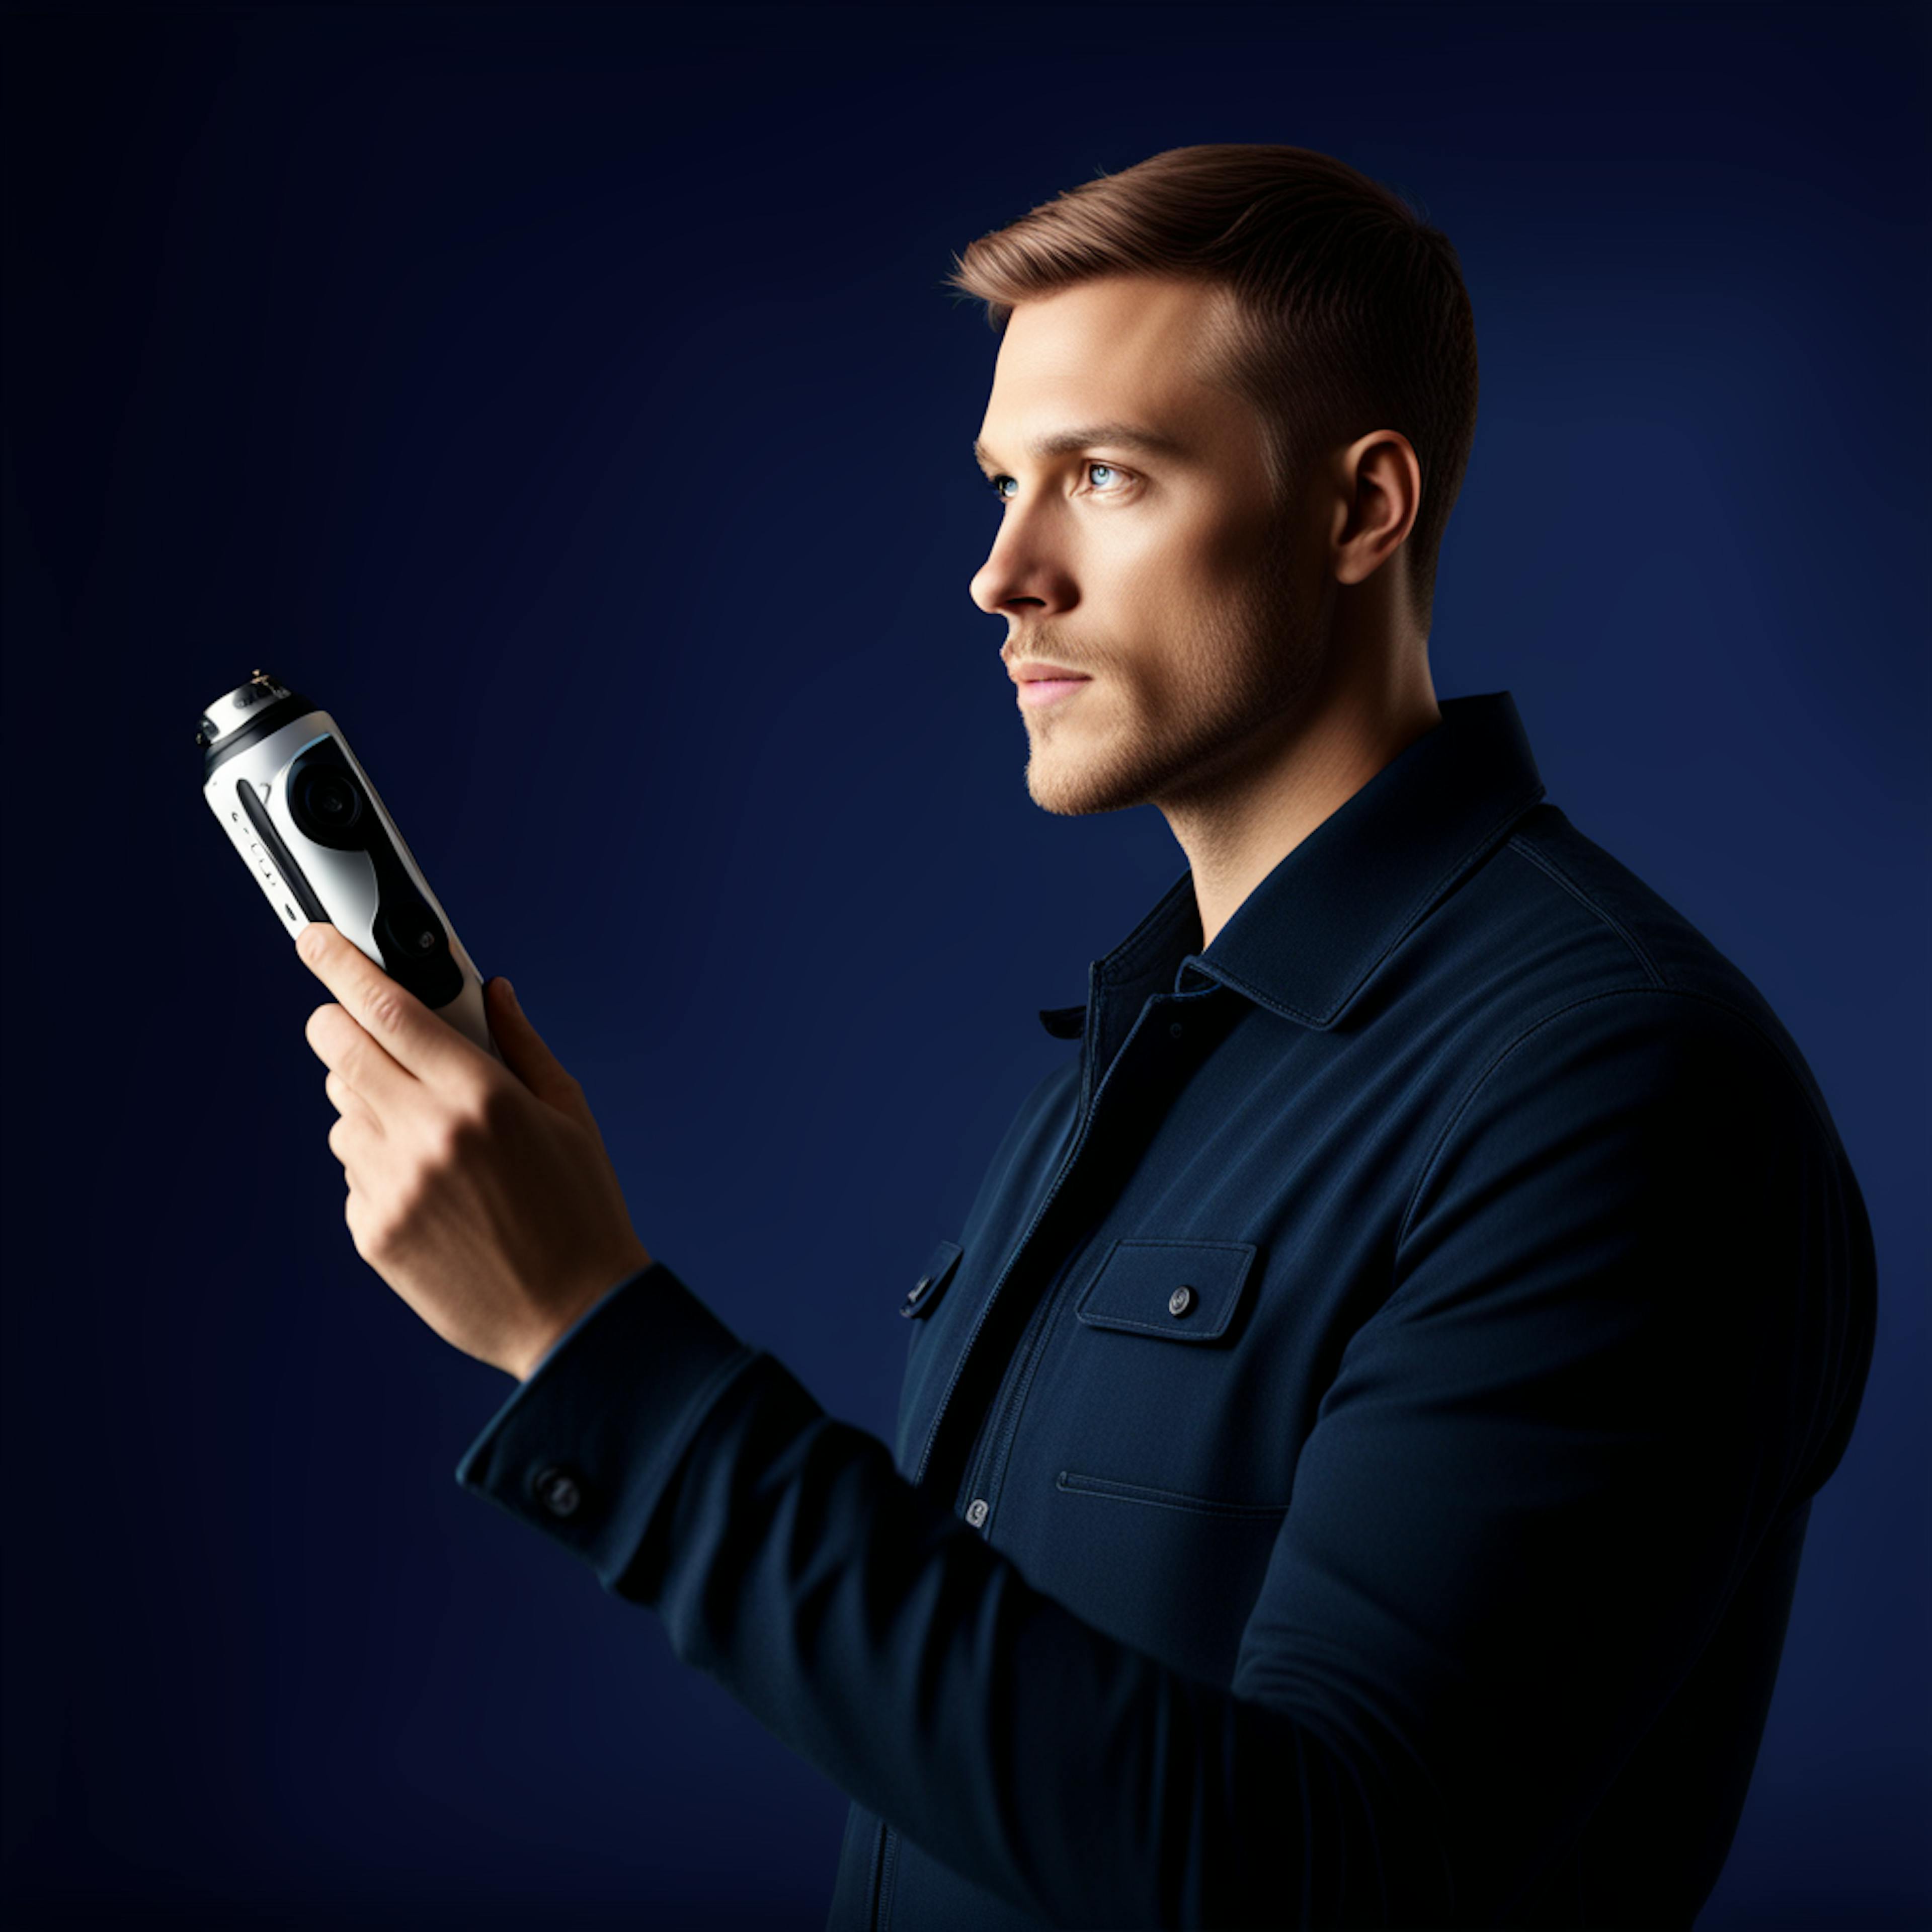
[{"x1": 945, "y1": 143, "x2": 1479, "y2": 638}]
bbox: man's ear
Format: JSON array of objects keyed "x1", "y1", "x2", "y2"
[{"x1": 1332, "y1": 431, "x2": 1420, "y2": 587}]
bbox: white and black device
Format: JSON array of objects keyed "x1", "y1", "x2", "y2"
[{"x1": 197, "y1": 670, "x2": 501, "y2": 1062}]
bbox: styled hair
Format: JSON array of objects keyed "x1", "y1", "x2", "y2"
[{"x1": 945, "y1": 143, "x2": 1479, "y2": 638}]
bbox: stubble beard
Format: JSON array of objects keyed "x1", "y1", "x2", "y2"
[{"x1": 1021, "y1": 538, "x2": 1332, "y2": 820}]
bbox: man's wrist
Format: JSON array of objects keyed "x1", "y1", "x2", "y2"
[
  {"x1": 511, "y1": 1244, "x2": 656, "y2": 1382},
  {"x1": 456, "y1": 1253, "x2": 759, "y2": 1589}
]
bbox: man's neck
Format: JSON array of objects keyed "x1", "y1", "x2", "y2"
[{"x1": 1164, "y1": 663, "x2": 1442, "y2": 952}]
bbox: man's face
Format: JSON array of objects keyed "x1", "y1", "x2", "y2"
[{"x1": 970, "y1": 273, "x2": 1334, "y2": 819}]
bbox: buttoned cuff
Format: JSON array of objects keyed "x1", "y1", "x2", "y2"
[{"x1": 454, "y1": 1258, "x2": 761, "y2": 1588}]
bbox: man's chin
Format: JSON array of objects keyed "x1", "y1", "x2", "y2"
[{"x1": 1023, "y1": 748, "x2": 1152, "y2": 818}]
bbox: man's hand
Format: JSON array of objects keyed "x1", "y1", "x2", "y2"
[{"x1": 296, "y1": 922, "x2": 654, "y2": 1381}]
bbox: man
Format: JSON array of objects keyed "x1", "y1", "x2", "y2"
[{"x1": 299, "y1": 144, "x2": 1876, "y2": 1928}]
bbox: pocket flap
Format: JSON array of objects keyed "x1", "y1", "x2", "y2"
[
  {"x1": 900, "y1": 1239, "x2": 964, "y2": 1320},
  {"x1": 1074, "y1": 1238, "x2": 1257, "y2": 1342}
]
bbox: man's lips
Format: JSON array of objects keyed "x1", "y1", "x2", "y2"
[
  {"x1": 1015, "y1": 675, "x2": 1091, "y2": 710},
  {"x1": 1009, "y1": 659, "x2": 1093, "y2": 709},
  {"x1": 1008, "y1": 658, "x2": 1090, "y2": 684}
]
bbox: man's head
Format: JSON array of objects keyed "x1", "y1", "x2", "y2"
[{"x1": 952, "y1": 144, "x2": 1477, "y2": 823}]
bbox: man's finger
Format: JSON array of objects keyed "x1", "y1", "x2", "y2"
[
  {"x1": 304, "y1": 1000, "x2": 412, "y2": 1118},
  {"x1": 326, "y1": 1068, "x2": 383, "y2": 1135},
  {"x1": 294, "y1": 921, "x2": 470, "y2": 1088},
  {"x1": 327, "y1": 1109, "x2": 378, "y2": 1178}
]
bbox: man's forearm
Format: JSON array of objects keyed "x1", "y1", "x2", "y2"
[{"x1": 456, "y1": 1259, "x2": 1446, "y2": 1929}]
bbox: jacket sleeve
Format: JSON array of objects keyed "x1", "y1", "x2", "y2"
[{"x1": 454, "y1": 990, "x2": 1873, "y2": 1928}]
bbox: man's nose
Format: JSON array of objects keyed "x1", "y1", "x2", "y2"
[{"x1": 969, "y1": 509, "x2": 1077, "y2": 618}]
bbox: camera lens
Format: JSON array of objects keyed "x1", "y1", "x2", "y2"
[
  {"x1": 379, "y1": 897, "x2": 446, "y2": 965},
  {"x1": 307, "y1": 774, "x2": 357, "y2": 824},
  {"x1": 294, "y1": 765, "x2": 363, "y2": 838}
]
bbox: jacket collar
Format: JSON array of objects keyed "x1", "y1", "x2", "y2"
[{"x1": 1037, "y1": 691, "x2": 1547, "y2": 1039}]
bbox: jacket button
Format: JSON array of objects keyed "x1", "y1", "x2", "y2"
[
  {"x1": 965, "y1": 1498, "x2": 989, "y2": 1528},
  {"x1": 1169, "y1": 1021, "x2": 1184, "y2": 1039},
  {"x1": 534, "y1": 1465, "x2": 584, "y2": 1518},
  {"x1": 1168, "y1": 1285, "x2": 1195, "y2": 1318}
]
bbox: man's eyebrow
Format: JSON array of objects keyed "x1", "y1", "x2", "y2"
[{"x1": 971, "y1": 423, "x2": 1187, "y2": 473}]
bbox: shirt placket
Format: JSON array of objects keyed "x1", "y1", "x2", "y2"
[{"x1": 950, "y1": 976, "x2": 1234, "y2": 1539}]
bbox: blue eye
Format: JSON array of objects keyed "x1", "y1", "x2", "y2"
[{"x1": 986, "y1": 463, "x2": 1129, "y2": 504}]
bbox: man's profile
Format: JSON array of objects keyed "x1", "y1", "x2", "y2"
[{"x1": 301, "y1": 142, "x2": 1877, "y2": 1928}]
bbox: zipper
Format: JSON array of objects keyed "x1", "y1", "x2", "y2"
[{"x1": 874, "y1": 1819, "x2": 900, "y2": 1929}]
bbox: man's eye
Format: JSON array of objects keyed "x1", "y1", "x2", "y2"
[
  {"x1": 989, "y1": 463, "x2": 1128, "y2": 502},
  {"x1": 986, "y1": 463, "x2": 1130, "y2": 504}
]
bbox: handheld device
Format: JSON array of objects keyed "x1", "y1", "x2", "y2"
[{"x1": 196, "y1": 670, "x2": 501, "y2": 1062}]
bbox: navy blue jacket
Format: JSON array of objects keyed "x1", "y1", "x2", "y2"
[{"x1": 456, "y1": 691, "x2": 1876, "y2": 1929}]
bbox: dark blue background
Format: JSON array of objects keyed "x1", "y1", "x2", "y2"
[{"x1": 4, "y1": 4, "x2": 1925, "y2": 1925}]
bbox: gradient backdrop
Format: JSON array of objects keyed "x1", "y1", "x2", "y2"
[{"x1": 3, "y1": 4, "x2": 1926, "y2": 1926}]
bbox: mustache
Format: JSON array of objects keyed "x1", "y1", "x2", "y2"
[{"x1": 1002, "y1": 629, "x2": 1096, "y2": 674}]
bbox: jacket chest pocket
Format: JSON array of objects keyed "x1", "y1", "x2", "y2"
[
  {"x1": 1073, "y1": 1238, "x2": 1257, "y2": 1343},
  {"x1": 893, "y1": 1238, "x2": 970, "y2": 1476},
  {"x1": 1030, "y1": 1238, "x2": 1280, "y2": 1682},
  {"x1": 899, "y1": 1239, "x2": 964, "y2": 1321}
]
